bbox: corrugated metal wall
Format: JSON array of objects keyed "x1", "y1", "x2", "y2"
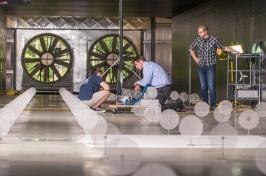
[
  {"x1": 5, "y1": 29, "x2": 15, "y2": 91},
  {"x1": 172, "y1": 0, "x2": 266, "y2": 101},
  {"x1": 144, "y1": 18, "x2": 172, "y2": 77},
  {"x1": 0, "y1": 8, "x2": 6, "y2": 95}
]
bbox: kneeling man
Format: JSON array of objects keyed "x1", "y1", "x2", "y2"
[{"x1": 133, "y1": 56, "x2": 172, "y2": 106}]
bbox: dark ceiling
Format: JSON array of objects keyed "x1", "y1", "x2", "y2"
[{"x1": 3, "y1": 0, "x2": 210, "y2": 17}]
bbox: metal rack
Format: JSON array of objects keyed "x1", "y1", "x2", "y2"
[{"x1": 227, "y1": 53, "x2": 263, "y2": 106}]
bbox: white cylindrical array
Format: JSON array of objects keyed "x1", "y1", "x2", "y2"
[
  {"x1": 59, "y1": 88, "x2": 107, "y2": 134},
  {"x1": 0, "y1": 87, "x2": 36, "y2": 137}
]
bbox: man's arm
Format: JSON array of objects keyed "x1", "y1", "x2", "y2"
[
  {"x1": 216, "y1": 38, "x2": 240, "y2": 55},
  {"x1": 134, "y1": 64, "x2": 153, "y2": 92},
  {"x1": 189, "y1": 49, "x2": 200, "y2": 64},
  {"x1": 224, "y1": 47, "x2": 240, "y2": 54},
  {"x1": 135, "y1": 65, "x2": 152, "y2": 87},
  {"x1": 189, "y1": 39, "x2": 200, "y2": 64},
  {"x1": 100, "y1": 81, "x2": 110, "y2": 91}
]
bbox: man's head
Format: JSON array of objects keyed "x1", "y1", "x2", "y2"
[
  {"x1": 133, "y1": 56, "x2": 145, "y2": 71},
  {"x1": 92, "y1": 68, "x2": 103, "y2": 76},
  {"x1": 197, "y1": 25, "x2": 209, "y2": 38}
]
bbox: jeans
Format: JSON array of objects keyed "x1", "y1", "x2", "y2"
[
  {"x1": 197, "y1": 65, "x2": 216, "y2": 107},
  {"x1": 156, "y1": 85, "x2": 171, "y2": 106}
]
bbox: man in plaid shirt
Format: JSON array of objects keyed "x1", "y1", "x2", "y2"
[{"x1": 189, "y1": 25, "x2": 239, "y2": 109}]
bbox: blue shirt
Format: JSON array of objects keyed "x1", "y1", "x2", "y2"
[
  {"x1": 78, "y1": 75, "x2": 103, "y2": 101},
  {"x1": 138, "y1": 61, "x2": 171, "y2": 88}
]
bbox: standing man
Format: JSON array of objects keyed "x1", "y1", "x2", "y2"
[
  {"x1": 133, "y1": 56, "x2": 172, "y2": 106},
  {"x1": 78, "y1": 68, "x2": 110, "y2": 112},
  {"x1": 189, "y1": 24, "x2": 239, "y2": 109}
]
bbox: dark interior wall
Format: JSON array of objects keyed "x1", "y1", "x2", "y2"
[{"x1": 172, "y1": 0, "x2": 266, "y2": 101}]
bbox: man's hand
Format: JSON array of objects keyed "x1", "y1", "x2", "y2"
[
  {"x1": 134, "y1": 84, "x2": 140, "y2": 93},
  {"x1": 190, "y1": 49, "x2": 200, "y2": 65},
  {"x1": 134, "y1": 81, "x2": 139, "y2": 87},
  {"x1": 225, "y1": 47, "x2": 241, "y2": 56},
  {"x1": 233, "y1": 51, "x2": 241, "y2": 57},
  {"x1": 194, "y1": 58, "x2": 200, "y2": 64}
]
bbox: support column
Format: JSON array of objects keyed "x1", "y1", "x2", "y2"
[
  {"x1": 150, "y1": 17, "x2": 156, "y2": 62},
  {"x1": 117, "y1": 0, "x2": 124, "y2": 95}
]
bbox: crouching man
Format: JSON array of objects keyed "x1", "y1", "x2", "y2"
[
  {"x1": 78, "y1": 68, "x2": 110, "y2": 112},
  {"x1": 133, "y1": 56, "x2": 172, "y2": 106}
]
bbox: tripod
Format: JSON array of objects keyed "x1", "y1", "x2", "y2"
[{"x1": 101, "y1": 53, "x2": 142, "y2": 102}]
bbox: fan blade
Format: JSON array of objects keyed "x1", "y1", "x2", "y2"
[
  {"x1": 54, "y1": 48, "x2": 69, "y2": 58},
  {"x1": 54, "y1": 59, "x2": 70, "y2": 67},
  {"x1": 90, "y1": 51, "x2": 105, "y2": 60},
  {"x1": 24, "y1": 58, "x2": 40, "y2": 63},
  {"x1": 123, "y1": 43, "x2": 131, "y2": 51},
  {"x1": 43, "y1": 66, "x2": 49, "y2": 82},
  {"x1": 29, "y1": 64, "x2": 43, "y2": 77},
  {"x1": 48, "y1": 38, "x2": 58, "y2": 53},
  {"x1": 28, "y1": 45, "x2": 42, "y2": 57},
  {"x1": 99, "y1": 40, "x2": 110, "y2": 54},
  {"x1": 123, "y1": 65, "x2": 133, "y2": 75},
  {"x1": 112, "y1": 36, "x2": 118, "y2": 52},
  {"x1": 112, "y1": 68, "x2": 118, "y2": 83},
  {"x1": 93, "y1": 61, "x2": 106, "y2": 68},
  {"x1": 51, "y1": 65, "x2": 62, "y2": 79},
  {"x1": 39, "y1": 37, "x2": 47, "y2": 52}
]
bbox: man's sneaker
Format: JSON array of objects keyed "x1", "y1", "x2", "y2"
[{"x1": 90, "y1": 107, "x2": 106, "y2": 113}]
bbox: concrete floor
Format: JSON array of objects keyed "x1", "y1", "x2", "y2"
[{"x1": 0, "y1": 94, "x2": 265, "y2": 176}]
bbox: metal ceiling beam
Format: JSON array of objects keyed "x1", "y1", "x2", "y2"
[{"x1": 3, "y1": 0, "x2": 210, "y2": 17}]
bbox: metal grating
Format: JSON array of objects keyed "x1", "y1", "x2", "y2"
[{"x1": 7, "y1": 16, "x2": 150, "y2": 30}]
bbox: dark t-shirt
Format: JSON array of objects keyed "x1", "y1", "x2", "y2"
[{"x1": 78, "y1": 75, "x2": 103, "y2": 101}]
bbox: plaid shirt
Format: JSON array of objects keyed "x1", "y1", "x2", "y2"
[{"x1": 190, "y1": 35, "x2": 225, "y2": 66}]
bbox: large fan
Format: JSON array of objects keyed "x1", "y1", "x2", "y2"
[
  {"x1": 88, "y1": 34, "x2": 138, "y2": 84},
  {"x1": 22, "y1": 33, "x2": 72, "y2": 84}
]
